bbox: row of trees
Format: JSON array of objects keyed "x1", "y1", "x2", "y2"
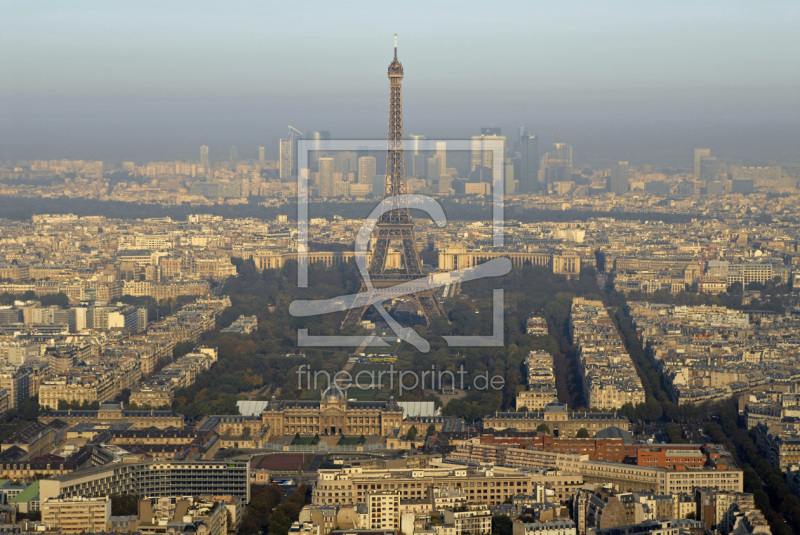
[
  {"x1": 606, "y1": 288, "x2": 800, "y2": 532},
  {"x1": 0, "y1": 195, "x2": 700, "y2": 225},
  {"x1": 703, "y1": 398, "x2": 797, "y2": 535},
  {"x1": 237, "y1": 484, "x2": 307, "y2": 535}
]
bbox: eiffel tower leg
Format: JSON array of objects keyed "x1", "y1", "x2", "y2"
[
  {"x1": 400, "y1": 228, "x2": 422, "y2": 274},
  {"x1": 414, "y1": 289, "x2": 445, "y2": 324},
  {"x1": 341, "y1": 284, "x2": 374, "y2": 329},
  {"x1": 370, "y1": 228, "x2": 391, "y2": 273}
]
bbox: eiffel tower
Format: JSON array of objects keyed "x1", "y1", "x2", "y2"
[{"x1": 341, "y1": 36, "x2": 445, "y2": 329}]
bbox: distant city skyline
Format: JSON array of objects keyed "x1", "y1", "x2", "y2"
[{"x1": 1, "y1": 1, "x2": 799, "y2": 166}]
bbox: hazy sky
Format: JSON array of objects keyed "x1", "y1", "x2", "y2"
[{"x1": 1, "y1": 1, "x2": 799, "y2": 166}]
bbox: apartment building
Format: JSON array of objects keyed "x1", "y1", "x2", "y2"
[
  {"x1": 39, "y1": 461, "x2": 250, "y2": 503},
  {"x1": 313, "y1": 462, "x2": 584, "y2": 507},
  {"x1": 485, "y1": 402, "x2": 629, "y2": 437},
  {"x1": 40, "y1": 496, "x2": 111, "y2": 534},
  {"x1": 443, "y1": 504, "x2": 492, "y2": 535}
]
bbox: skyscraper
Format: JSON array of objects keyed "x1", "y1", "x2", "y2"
[
  {"x1": 543, "y1": 142, "x2": 572, "y2": 185},
  {"x1": 279, "y1": 139, "x2": 293, "y2": 179},
  {"x1": 200, "y1": 145, "x2": 209, "y2": 168},
  {"x1": 318, "y1": 157, "x2": 334, "y2": 197},
  {"x1": 305, "y1": 130, "x2": 331, "y2": 172},
  {"x1": 435, "y1": 141, "x2": 447, "y2": 169},
  {"x1": 335, "y1": 151, "x2": 358, "y2": 179},
  {"x1": 229, "y1": 146, "x2": 238, "y2": 170},
  {"x1": 471, "y1": 133, "x2": 506, "y2": 183},
  {"x1": 519, "y1": 133, "x2": 539, "y2": 193},
  {"x1": 408, "y1": 134, "x2": 427, "y2": 177},
  {"x1": 258, "y1": 146, "x2": 266, "y2": 165},
  {"x1": 694, "y1": 148, "x2": 711, "y2": 179},
  {"x1": 358, "y1": 156, "x2": 377, "y2": 184},
  {"x1": 609, "y1": 161, "x2": 629, "y2": 195},
  {"x1": 699, "y1": 155, "x2": 719, "y2": 183},
  {"x1": 504, "y1": 160, "x2": 515, "y2": 195},
  {"x1": 427, "y1": 154, "x2": 444, "y2": 183},
  {"x1": 424, "y1": 141, "x2": 448, "y2": 187}
]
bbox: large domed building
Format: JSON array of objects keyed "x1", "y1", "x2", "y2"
[{"x1": 261, "y1": 386, "x2": 403, "y2": 437}]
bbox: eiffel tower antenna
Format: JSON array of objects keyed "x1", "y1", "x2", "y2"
[{"x1": 342, "y1": 35, "x2": 445, "y2": 330}]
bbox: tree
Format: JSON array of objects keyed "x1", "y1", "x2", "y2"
[
  {"x1": 426, "y1": 424, "x2": 436, "y2": 437},
  {"x1": 576, "y1": 428, "x2": 590, "y2": 438},
  {"x1": 664, "y1": 423, "x2": 686, "y2": 443},
  {"x1": 407, "y1": 425, "x2": 418, "y2": 441},
  {"x1": 492, "y1": 515, "x2": 513, "y2": 535},
  {"x1": 536, "y1": 423, "x2": 550, "y2": 434},
  {"x1": 111, "y1": 494, "x2": 141, "y2": 516}
]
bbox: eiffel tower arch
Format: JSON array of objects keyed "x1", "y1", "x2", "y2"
[{"x1": 341, "y1": 36, "x2": 445, "y2": 329}]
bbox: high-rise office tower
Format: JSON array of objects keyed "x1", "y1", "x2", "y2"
[
  {"x1": 471, "y1": 134, "x2": 506, "y2": 183},
  {"x1": 543, "y1": 142, "x2": 573, "y2": 184},
  {"x1": 358, "y1": 156, "x2": 377, "y2": 184},
  {"x1": 519, "y1": 133, "x2": 539, "y2": 193},
  {"x1": 694, "y1": 148, "x2": 711, "y2": 179},
  {"x1": 305, "y1": 130, "x2": 331, "y2": 172},
  {"x1": 200, "y1": 145, "x2": 209, "y2": 168},
  {"x1": 287, "y1": 126, "x2": 303, "y2": 178},
  {"x1": 699, "y1": 155, "x2": 719, "y2": 182},
  {"x1": 279, "y1": 139, "x2": 293, "y2": 179},
  {"x1": 335, "y1": 151, "x2": 358, "y2": 179},
  {"x1": 609, "y1": 161, "x2": 629, "y2": 195},
  {"x1": 481, "y1": 127, "x2": 502, "y2": 136},
  {"x1": 436, "y1": 141, "x2": 447, "y2": 169},
  {"x1": 427, "y1": 155, "x2": 444, "y2": 183},
  {"x1": 229, "y1": 146, "x2": 238, "y2": 170},
  {"x1": 505, "y1": 160, "x2": 515, "y2": 194},
  {"x1": 258, "y1": 146, "x2": 266, "y2": 165},
  {"x1": 318, "y1": 157, "x2": 334, "y2": 197},
  {"x1": 408, "y1": 134, "x2": 427, "y2": 177}
]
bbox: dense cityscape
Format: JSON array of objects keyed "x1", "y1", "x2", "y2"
[{"x1": 2, "y1": 3, "x2": 800, "y2": 535}]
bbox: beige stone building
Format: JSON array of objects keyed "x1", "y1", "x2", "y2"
[
  {"x1": 41, "y1": 496, "x2": 110, "y2": 534},
  {"x1": 129, "y1": 386, "x2": 173, "y2": 408},
  {"x1": 262, "y1": 387, "x2": 403, "y2": 437},
  {"x1": 366, "y1": 491, "x2": 400, "y2": 531},
  {"x1": 484, "y1": 402, "x2": 629, "y2": 437},
  {"x1": 39, "y1": 402, "x2": 184, "y2": 430},
  {"x1": 39, "y1": 372, "x2": 117, "y2": 410},
  {"x1": 443, "y1": 504, "x2": 492, "y2": 535},
  {"x1": 516, "y1": 389, "x2": 559, "y2": 411},
  {"x1": 312, "y1": 460, "x2": 583, "y2": 506},
  {"x1": 452, "y1": 446, "x2": 743, "y2": 495}
]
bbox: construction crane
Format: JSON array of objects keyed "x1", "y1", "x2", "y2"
[{"x1": 288, "y1": 125, "x2": 303, "y2": 141}]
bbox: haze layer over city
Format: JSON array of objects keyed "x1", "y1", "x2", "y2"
[
  {"x1": 1, "y1": 3, "x2": 800, "y2": 535},
  {"x1": 2, "y1": 1, "x2": 799, "y2": 165}
]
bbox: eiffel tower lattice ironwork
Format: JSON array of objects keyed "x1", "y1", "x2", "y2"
[{"x1": 341, "y1": 35, "x2": 445, "y2": 329}]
